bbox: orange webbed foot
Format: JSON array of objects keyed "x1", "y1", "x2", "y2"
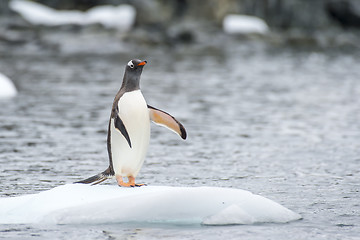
[{"x1": 116, "y1": 176, "x2": 146, "y2": 187}]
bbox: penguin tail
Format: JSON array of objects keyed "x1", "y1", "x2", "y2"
[{"x1": 74, "y1": 167, "x2": 114, "y2": 185}]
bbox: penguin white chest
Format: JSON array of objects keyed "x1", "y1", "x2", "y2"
[{"x1": 111, "y1": 90, "x2": 150, "y2": 177}]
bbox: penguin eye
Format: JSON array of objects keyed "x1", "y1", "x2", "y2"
[{"x1": 127, "y1": 60, "x2": 134, "y2": 69}]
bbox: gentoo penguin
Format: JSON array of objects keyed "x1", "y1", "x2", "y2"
[{"x1": 75, "y1": 59, "x2": 186, "y2": 187}]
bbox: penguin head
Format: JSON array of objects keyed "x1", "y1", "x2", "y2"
[
  {"x1": 126, "y1": 59, "x2": 147, "y2": 72},
  {"x1": 122, "y1": 59, "x2": 147, "y2": 91}
]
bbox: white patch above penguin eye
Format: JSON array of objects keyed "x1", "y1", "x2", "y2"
[{"x1": 127, "y1": 60, "x2": 134, "y2": 69}]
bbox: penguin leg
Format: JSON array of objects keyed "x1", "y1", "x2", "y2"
[
  {"x1": 116, "y1": 175, "x2": 131, "y2": 187},
  {"x1": 116, "y1": 175, "x2": 145, "y2": 187},
  {"x1": 129, "y1": 176, "x2": 146, "y2": 187}
]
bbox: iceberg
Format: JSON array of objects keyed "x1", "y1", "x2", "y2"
[
  {"x1": 0, "y1": 184, "x2": 301, "y2": 225},
  {"x1": 9, "y1": 0, "x2": 136, "y2": 30},
  {"x1": 0, "y1": 72, "x2": 17, "y2": 98},
  {"x1": 223, "y1": 14, "x2": 269, "y2": 34}
]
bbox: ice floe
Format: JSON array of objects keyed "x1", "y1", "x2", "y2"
[
  {"x1": 9, "y1": 0, "x2": 136, "y2": 30},
  {"x1": 0, "y1": 72, "x2": 17, "y2": 98},
  {"x1": 223, "y1": 14, "x2": 269, "y2": 34},
  {"x1": 0, "y1": 184, "x2": 301, "y2": 225}
]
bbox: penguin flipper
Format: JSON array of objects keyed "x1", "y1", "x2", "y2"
[
  {"x1": 74, "y1": 167, "x2": 114, "y2": 185},
  {"x1": 114, "y1": 115, "x2": 132, "y2": 148},
  {"x1": 148, "y1": 105, "x2": 187, "y2": 140}
]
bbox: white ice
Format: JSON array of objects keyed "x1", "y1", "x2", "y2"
[
  {"x1": 9, "y1": 0, "x2": 136, "y2": 30},
  {"x1": 0, "y1": 184, "x2": 301, "y2": 225},
  {"x1": 223, "y1": 14, "x2": 269, "y2": 34},
  {"x1": 0, "y1": 72, "x2": 17, "y2": 98}
]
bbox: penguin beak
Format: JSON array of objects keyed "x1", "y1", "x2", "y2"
[{"x1": 137, "y1": 60, "x2": 147, "y2": 66}]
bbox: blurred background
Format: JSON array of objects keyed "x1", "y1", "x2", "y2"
[
  {"x1": 0, "y1": 0, "x2": 359, "y2": 239},
  {"x1": 1, "y1": 0, "x2": 360, "y2": 51}
]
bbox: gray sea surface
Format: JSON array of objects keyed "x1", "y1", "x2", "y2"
[{"x1": 0, "y1": 30, "x2": 359, "y2": 239}]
